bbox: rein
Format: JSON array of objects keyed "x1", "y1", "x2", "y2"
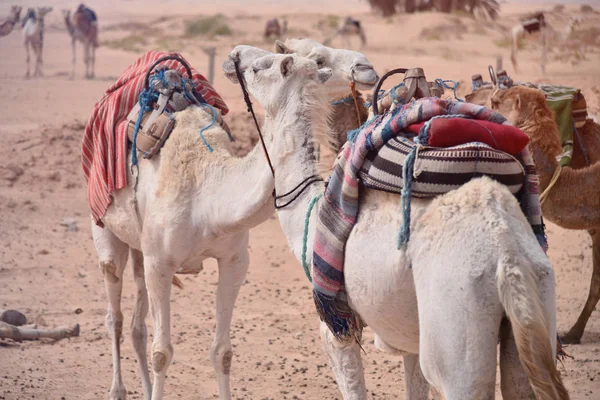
[{"x1": 232, "y1": 58, "x2": 324, "y2": 210}]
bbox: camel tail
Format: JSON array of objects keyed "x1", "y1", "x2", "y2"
[
  {"x1": 497, "y1": 256, "x2": 569, "y2": 400},
  {"x1": 172, "y1": 276, "x2": 184, "y2": 289}
]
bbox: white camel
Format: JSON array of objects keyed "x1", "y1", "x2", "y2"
[
  {"x1": 22, "y1": 7, "x2": 52, "y2": 78},
  {"x1": 89, "y1": 47, "x2": 377, "y2": 400},
  {"x1": 224, "y1": 47, "x2": 569, "y2": 399},
  {"x1": 511, "y1": 13, "x2": 582, "y2": 74}
]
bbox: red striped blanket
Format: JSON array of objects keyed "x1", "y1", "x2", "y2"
[{"x1": 81, "y1": 51, "x2": 228, "y2": 226}]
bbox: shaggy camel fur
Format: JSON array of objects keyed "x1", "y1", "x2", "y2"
[
  {"x1": 324, "y1": 17, "x2": 366, "y2": 50},
  {"x1": 90, "y1": 47, "x2": 376, "y2": 400},
  {"x1": 22, "y1": 7, "x2": 52, "y2": 78},
  {"x1": 226, "y1": 47, "x2": 568, "y2": 400},
  {"x1": 62, "y1": 7, "x2": 98, "y2": 79},
  {"x1": 0, "y1": 6, "x2": 22, "y2": 37},
  {"x1": 492, "y1": 86, "x2": 600, "y2": 344}
]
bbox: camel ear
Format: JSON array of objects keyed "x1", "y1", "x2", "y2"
[
  {"x1": 274, "y1": 40, "x2": 292, "y2": 54},
  {"x1": 280, "y1": 56, "x2": 294, "y2": 78},
  {"x1": 514, "y1": 94, "x2": 522, "y2": 111}
]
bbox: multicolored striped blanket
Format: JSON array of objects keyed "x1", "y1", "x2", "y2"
[
  {"x1": 82, "y1": 51, "x2": 228, "y2": 226},
  {"x1": 313, "y1": 97, "x2": 547, "y2": 340}
]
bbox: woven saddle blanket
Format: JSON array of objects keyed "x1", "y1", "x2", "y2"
[
  {"x1": 82, "y1": 51, "x2": 228, "y2": 226},
  {"x1": 313, "y1": 97, "x2": 546, "y2": 340}
]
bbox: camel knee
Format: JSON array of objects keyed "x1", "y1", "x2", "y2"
[
  {"x1": 131, "y1": 323, "x2": 147, "y2": 347},
  {"x1": 101, "y1": 260, "x2": 122, "y2": 283},
  {"x1": 151, "y1": 344, "x2": 173, "y2": 374},
  {"x1": 210, "y1": 342, "x2": 233, "y2": 375}
]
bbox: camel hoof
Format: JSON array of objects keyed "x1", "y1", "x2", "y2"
[
  {"x1": 560, "y1": 332, "x2": 582, "y2": 345},
  {"x1": 109, "y1": 385, "x2": 127, "y2": 400}
]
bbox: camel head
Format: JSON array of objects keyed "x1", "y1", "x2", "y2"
[
  {"x1": 10, "y1": 5, "x2": 22, "y2": 20},
  {"x1": 274, "y1": 38, "x2": 378, "y2": 97},
  {"x1": 490, "y1": 86, "x2": 551, "y2": 128},
  {"x1": 37, "y1": 7, "x2": 53, "y2": 19},
  {"x1": 223, "y1": 46, "x2": 332, "y2": 116}
]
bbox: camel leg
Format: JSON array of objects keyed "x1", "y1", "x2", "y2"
[
  {"x1": 84, "y1": 43, "x2": 90, "y2": 79},
  {"x1": 90, "y1": 43, "x2": 96, "y2": 79},
  {"x1": 540, "y1": 30, "x2": 548, "y2": 74},
  {"x1": 25, "y1": 41, "x2": 31, "y2": 78},
  {"x1": 562, "y1": 229, "x2": 600, "y2": 344},
  {"x1": 130, "y1": 249, "x2": 152, "y2": 400},
  {"x1": 71, "y1": 38, "x2": 76, "y2": 79},
  {"x1": 36, "y1": 43, "x2": 43, "y2": 77},
  {"x1": 414, "y1": 263, "x2": 501, "y2": 399},
  {"x1": 92, "y1": 223, "x2": 130, "y2": 400},
  {"x1": 145, "y1": 255, "x2": 176, "y2": 400},
  {"x1": 403, "y1": 354, "x2": 430, "y2": 400},
  {"x1": 320, "y1": 321, "x2": 367, "y2": 400},
  {"x1": 499, "y1": 318, "x2": 536, "y2": 399},
  {"x1": 211, "y1": 238, "x2": 250, "y2": 399}
]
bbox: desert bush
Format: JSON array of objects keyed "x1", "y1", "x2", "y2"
[{"x1": 184, "y1": 14, "x2": 232, "y2": 37}]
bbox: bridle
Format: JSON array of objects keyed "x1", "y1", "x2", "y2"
[{"x1": 232, "y1": 57, "x2": 324, "y2": 210}]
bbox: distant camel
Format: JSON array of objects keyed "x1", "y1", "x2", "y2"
[
  {"x1": 0, "y1": 6, "x2": 22, "y2": 37},
  {"x1": 62, "y1": 4, "x2": 98, "y2": 79},
  {"x1": 324, "y1": 16, "x2": 366, "y2": 49},
  {"x1": 511, "y1": 12, "x2": 582, "y2": 74},
  {"x1": 264, "y1": 18, "x2": 287, "y2": 39},
  {"x1": 22, "y1": 7, "x2": 53, "y2": 78}
]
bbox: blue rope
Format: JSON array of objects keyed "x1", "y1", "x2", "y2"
[
  {"x1": 331, "y1": 96, "x2": 354, "y2": 106},
  {"x1": 301, "y1": 193, "x2": 323, "y2": 282},
  {"x1": 131, "y1": 89, "x2": 158, "y2": 166},
  {"x1": 434, "y1": 79, "x2": 464, "y2": 102},
  {"x1": 397, "y1": 113, "x2": 472, "y2": 247},
  {"x1": 389, "y1": 82, "x2": 406, "y2": 105},
  {"x1": 197, "y1": 104, "x2": 217, "y2": 152}
]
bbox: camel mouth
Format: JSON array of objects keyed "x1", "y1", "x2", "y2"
[{"x1": 349, "y1": 66, "x2": 379, "y2": 90}]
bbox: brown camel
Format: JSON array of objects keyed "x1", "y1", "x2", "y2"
[
  {"x1": 491, "y1": 86, "x2": 600, "y2": 344},
  {"x1": 324, "y1": 17, "x2": 367, "y2": 49},
  {"x1": 63, "y1": 4, "x2": 97, "y2": 79},
  {"x1": 0, "y1": 5, "x2": 22, "y2": 37},
  {"x1": 22, "y1": 7, "x2": 53, "y2": 78},
  {"x1": 264, "y1": 18, "x2": 286, "y2": 39}
]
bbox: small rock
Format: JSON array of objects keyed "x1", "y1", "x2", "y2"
[
  {"x1": 60, "y1": 218, "x2": 78, "y2": 232},
  {"x1": 74, "y1": 308, "x2": 83, "y2": 315}
]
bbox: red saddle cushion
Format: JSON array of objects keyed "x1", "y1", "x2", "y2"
[{"x1": 405, "y1": 118, "x2": 529, "y2": 155}]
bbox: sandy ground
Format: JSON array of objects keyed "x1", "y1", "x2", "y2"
[{"x1": 1, "y1": 0, "x2": 600, "y2": 399}]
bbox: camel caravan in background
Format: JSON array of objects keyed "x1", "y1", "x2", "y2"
[
  {"x1": 62, "y1": 4, "x2": 99, "y2": 79},
  {"x1": 0, "y1": 5, "x2": 21, "y2": 37}
]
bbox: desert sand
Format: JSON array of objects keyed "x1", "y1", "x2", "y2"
[{"x1": 1, "y1": 0, "x2": 599, "y2": 399}]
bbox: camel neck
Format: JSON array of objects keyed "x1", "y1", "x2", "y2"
[
  {"x1": 267, "y1": 103, "x2": 326, "y2": 265},
  {"x1": 520, "y1": 118, "x2": 561, "y2": 191},
  {"x1": 64, "y1": 16, "x2": 75, "y2": 36}
]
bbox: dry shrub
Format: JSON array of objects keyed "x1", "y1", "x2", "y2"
[
  {"x1": 184, "y1": 14, "x2": 232, "y2": 38},
  {"x1": 420, "y1": 20, "x2": 468, "y2": 40},
  {"x1": 105, "y1": 34, "x2": 148, "y2": 53},
  {"x1": 553, "y1": 5, "x2": 565, "y2": 13},
  {"x1": 581, "y1": 5, "x2": 594, "y2": 13}
]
